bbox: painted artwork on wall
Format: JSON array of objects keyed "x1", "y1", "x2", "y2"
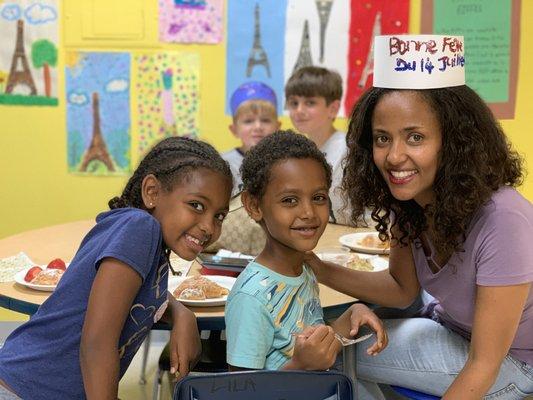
[
  {"x1": 226, "y1": 0, "x2": 286, "y2": 115},
  {"x1": 421, "y1": 0, "x2": 520, "y2": 119},
  {"x1": 0, "y1": 0, "x2": 59, "y2": 106},
  {"x1": 158, "y1": 0, "x2": 223, "y2": 43},
  {"x1": 66, "y1": 52, "x2": 131, "y2": 176},
  {"x1": 135, "y1": 52, "x2": 200, "y2": 155},
  {"x1": 226, "y1": 0, "x2": 409, "y2": 117}
]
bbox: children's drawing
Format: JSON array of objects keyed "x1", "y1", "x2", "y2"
[
  {"x1": 226, "y1": 0, "x2": 287, "y2": 115},
  {"x1": 0, "y1": 1, "x2": 58, "y2": 106},
  {"x1": 158, "y1": 0, "x2": 223, "y2": 43},
  {"x1": 292, "y1": 20, "x2": 313, "y2": 75},
  {"x1": 316, "y1": 0, "x2": 334, "y2": 63},
  {"x1": 284, "y1": 0, "x2": 350, "y2": 115},
  {"x1": 345, "y1": 0, "x2": 409, "y2": 112},
  {"x1": 66, "y1": 52, "x2": 131, "y2": 176},
  {"x1": 226, "y1": 0, "x2": 409, "y2": 117},
  {"x1": 135, "y1": 52, "x2": 200, "y2": 155},
  {"x1": 247, "y1": 3, "x2": 271, "y2": 78}
]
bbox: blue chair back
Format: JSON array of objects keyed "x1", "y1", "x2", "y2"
[{"x1": 174, "y1": 370, "x2": 353, "y2": 400}]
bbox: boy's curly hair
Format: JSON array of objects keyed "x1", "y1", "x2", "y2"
[
  {"x1": 108, "y1": 136, "x2": 233, "y2": 210},
  {"x1": 241, "y1": 130, "x2": 332, "y2": 199},
  {"x1": 344, "y1": 86, "x2": 524, "y2": 257}
]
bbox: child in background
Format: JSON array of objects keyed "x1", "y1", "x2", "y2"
[
  {"x1": 285, "y1": 66, "x2": 350, "y2": 225},
  {"x1": 225, "y1": 130, "x2": 387, "y2": 371},
  {"x1": 223, "y1": 81, "x2": 281, "y2": 194},
  {"x1": 0, "y1": 137, "x2": 233, "y2": 399}
]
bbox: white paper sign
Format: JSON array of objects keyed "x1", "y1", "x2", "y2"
[{"x1": 373, "y1": 34, "x2": 465, "y2": 89}]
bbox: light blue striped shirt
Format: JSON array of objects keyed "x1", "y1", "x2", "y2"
[{"x1": 225, "y1": 261, "x2": 324, "y2": 370}]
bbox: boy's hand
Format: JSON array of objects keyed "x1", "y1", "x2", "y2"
[
  {"x1": 291, "y1": 324, "x2": 338, "y2": 370},
  {"x1": 169, "y1": 303, "x2": 201, "y2": 381},
  {"x1": 349, "y1": 303, "x2": 388, "y2": 356}
]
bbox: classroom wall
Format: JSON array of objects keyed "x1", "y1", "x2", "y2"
[{"x1": 1, "y1": 0, "x2": 531, "y2": 245}]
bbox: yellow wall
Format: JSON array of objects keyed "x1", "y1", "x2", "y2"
[{"x1": 1, "y1": 0, "x2": 531, "y2": 243}]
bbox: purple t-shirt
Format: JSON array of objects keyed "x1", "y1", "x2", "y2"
[{"x1": 413, "y1": 187, "x2": 533, "y2": 366}]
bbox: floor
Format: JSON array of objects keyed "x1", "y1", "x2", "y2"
[{"x1": 119, "y1": 331, "x2": 173, "y2": 400}]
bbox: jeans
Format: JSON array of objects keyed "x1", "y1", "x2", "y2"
[
  {"x1": 355, "y1": 318, "x2": 533, "y2": 399},
  {"x1": 0, "y1": 385, "x2": 19, "y2": 400}
]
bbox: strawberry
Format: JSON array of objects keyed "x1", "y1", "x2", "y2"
[
  {"x1": 47, "y1": 258, "x2": 66, "y2": 271},
  {"x1": 24, "y1": 266, "x2": 43, "y2": 282}
]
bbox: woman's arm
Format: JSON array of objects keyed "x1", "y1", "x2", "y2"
[
  {"x1": 308, "y1": 228, "x2": 420, "y2": 308},
  {"x1": 80, "y1": 258, "x2": 142, "y2": 400},
  {"x1": 161, "y1": 292, "x2": 201, "y2": 380},
  {"x1": 443, "y1": 283, "x2": 531, "y2": 399}
]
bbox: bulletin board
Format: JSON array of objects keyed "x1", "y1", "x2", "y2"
[{"x1": 421, "y1": 0, "x2": 520, "y2": 119}]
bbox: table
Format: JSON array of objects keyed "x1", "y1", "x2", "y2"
[
  {"x1": 0, "y1": 220, "x2": 367, "y2": 327},
  {"x1": 0, "y1": 219, "x2": 371, "y2": 393}
]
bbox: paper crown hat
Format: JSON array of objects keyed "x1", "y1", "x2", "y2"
[
  {"x1": 230, "y1": 81, "x2": 278, "y2": 115},
  {"x1": 373, "y1": 35, "x2": 466, "y2": 89}
]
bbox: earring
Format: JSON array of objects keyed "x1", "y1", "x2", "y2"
[{"x1": 149, "y1": 202, "x2": 153, "y2": 207}]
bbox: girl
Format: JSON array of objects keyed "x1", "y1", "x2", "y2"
[
  {"x1": 225, "y1": 130, "x2": 387, "y2": 371},
  {"x1": 0, "y1": 137, "x2": 233, "y2": 399},
  {"x1": 307, "y1": 85, "x2": 533, "y2": 398}
]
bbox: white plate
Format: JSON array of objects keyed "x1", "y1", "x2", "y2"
[
  {"x1": 339, "y1": 232, "x2": 390, "y2": 255},
  {"x1": 13, "y1": 264, "x2": 69, "y2": 292},
  {"x1": 317, "y1": 252, "x2": 388, "y2": 272},
  {"x1": 168, "y1": 275, "x2": 236, "y2": 307}
]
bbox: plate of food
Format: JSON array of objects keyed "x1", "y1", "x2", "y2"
[
  {"x1": 13, "y1": 258, "x2": 69, "y2": 292},
  {"x1": 168, "y1": 275, "x2": 236, "y2": 307},
  {"x1": 338, "y1": 232, "x2": 390, "y2": 255},
  {"x1": 317, "y1": 252, "x2": 388, "y2": 272}
]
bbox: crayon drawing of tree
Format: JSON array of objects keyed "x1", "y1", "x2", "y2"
[{"x1": 31, "y1": 39, "x2": 57, "y2": 97}]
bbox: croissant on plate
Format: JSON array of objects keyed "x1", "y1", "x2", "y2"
[{"x1": 173, "y1": 276, "x2": 229, "y2": 300}]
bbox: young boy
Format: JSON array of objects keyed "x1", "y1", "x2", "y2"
[
  {"x1": 225, "y1": 130, "x2": 387, "y2": 371},
  {"x1": 285, "y1": 67, "x2": 350, "y2": 225},
  {"x1": 223, "y1": 81, "x2": 281, "y2": 194}
]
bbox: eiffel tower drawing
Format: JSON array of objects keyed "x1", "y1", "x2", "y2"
[
  {"x1": 80, "y1": 92, "x2": 116, "y2": 172},
  {"x1": 5, "y1": 20, "x2": 37, "y2": 95},
  {"x1": 246, "y1": 3, "x2": 271, "y2": 78},
  {"x1": 315, "y1": 0, "x2": 334, "y2": 63},
  {"x1": 358, "y1": 11, "x2": 381, "y2": 88},
  {"x1": 292, "y1": 20, "x2": 313, "y2": 74}
]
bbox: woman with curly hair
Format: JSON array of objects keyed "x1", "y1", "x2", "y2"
[{"x1": 307, "y1": 35, "x2": 532, "y2": 399}]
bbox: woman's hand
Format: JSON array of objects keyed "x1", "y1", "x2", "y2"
[
  {"x1": 304, "y1": 251, "x2": 334, "y2": 283},
  {"x1": 349, "y1": 303, "x2": 388, "y2": 356},
  {"x1": 168, "y1": 301, "x2": 201, "y2": 381}
]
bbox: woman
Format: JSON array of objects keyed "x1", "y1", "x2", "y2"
[{"x1": 308, "y1": 37, "x2": 532, "y2": 399}]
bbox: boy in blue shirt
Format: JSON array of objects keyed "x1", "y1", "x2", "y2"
[{"x1": 225, "y1": 131, "x2": 387, "y2": 371}]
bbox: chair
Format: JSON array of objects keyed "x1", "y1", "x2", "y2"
[
  {"x1": 153, "y1": 331, "x2": 228, "y2": 400},
  {"x1": 390, "y1": 385, "x2": 440, "y2": 400},
  {"x1": 173, "y1": 370, "x2": 354, "y2": 400}
]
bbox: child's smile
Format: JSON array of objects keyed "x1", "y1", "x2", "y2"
[
  {"x1": 257, "y1": 158, "x2": 330, "y2": 259},
  {"x1": 150, "y1": 169, "x2": 231, "y2": 260}
]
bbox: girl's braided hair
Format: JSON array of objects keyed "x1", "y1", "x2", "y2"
[{"x1": 108, "y1": 136, "x2": 232, "y2": 210}]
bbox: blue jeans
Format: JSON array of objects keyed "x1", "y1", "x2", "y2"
[
  {"x1": 355, "y1": 318, "x2": 533, "y2": 399},
  {"x1": 0, "y1": 385, "x2": 19, "y2": 400}
]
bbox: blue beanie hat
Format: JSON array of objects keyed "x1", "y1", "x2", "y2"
[{"x1": 230, "y1": 81, "x2": 277, "y2": 115}]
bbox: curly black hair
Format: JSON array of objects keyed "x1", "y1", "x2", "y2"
[
  {"x1": 344, "y1": 86, "x2": 524, "y2": 257},
  {"x1": 241, "y1": 130, "x2": 332, "y2": 199},
  {"x1": 108, "y1": 136, "x2": 233, "y2": 210}
]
